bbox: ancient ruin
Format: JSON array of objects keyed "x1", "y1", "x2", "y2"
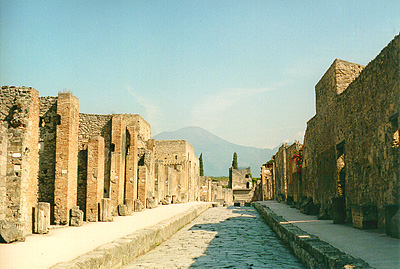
[
  {"x1": 261, "y1": 35, "x2": 400, "y2": 236},
  {"x1": 0, "y1": 87, "x2": 205, "y2": 242}
]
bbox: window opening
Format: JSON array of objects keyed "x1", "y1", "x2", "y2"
[
  {"x1": 336, "y1": 141, "x2": 345, "y2": 197},
  {"x1": 390, "y1": 114, "x2": 399, "y2": 148}
]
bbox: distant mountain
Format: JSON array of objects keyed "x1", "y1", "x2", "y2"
[{"x1": 153, "y1": 126, "x2": 278, "y2": 177}]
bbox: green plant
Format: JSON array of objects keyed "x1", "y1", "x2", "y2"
[
  {"x1": 199, "y1": 153, "x2": 204, "y2": 176},
  {"x1": 232, "y1": 152, "x2": 238, "y2": 169}
]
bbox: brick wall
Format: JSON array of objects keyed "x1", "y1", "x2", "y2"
[
  {"x1": 125, "y1": 126, "x2": 138, "y2": 201},
  {"x1": 110, "y1": 115, "x2": 127, "y2": 210},
  {"x1": 54, "y1": 93, "x2": 79, "y2": 225},
  {"x1": 137, "y1": 166, "x2": 147, "y2": 205},
  {"x1": 86, "y1": 136, "x2": 105, "y2": 221}
]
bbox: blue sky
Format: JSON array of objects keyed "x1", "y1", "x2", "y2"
[{"x1": 1, "y1": 1, "x2": 399, "y2": 148}]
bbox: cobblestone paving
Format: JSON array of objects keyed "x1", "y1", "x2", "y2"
[{"x1": 123, "y1": 206, "x2": 305, "y2": 268}]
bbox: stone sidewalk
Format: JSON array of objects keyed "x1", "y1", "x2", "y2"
[
  {"x1": 257, "y1": 201, "x2": 400, "y2": 269},
  {"x1": 0, "y1": 202, "x2": 210, "y2": 269}
]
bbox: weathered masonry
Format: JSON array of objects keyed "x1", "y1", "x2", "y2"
[
  {"x1": 229, "y1": 167, "x2": 254, "y2": 204},
  {"x1": 262, "y1": 35, "x2": 400, "y2": 236},
  {"x1": 0, "y1": 87, "x2": 202, "y2": 243}
]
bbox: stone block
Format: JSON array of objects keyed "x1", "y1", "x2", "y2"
[
  {"x1": 146, "y1": 196, "x2": 158, "y2": 209},
  {"x1": 124, "y1": 198, "x2": 133, "y2": 215},
  {"x1": 351, "y1": 204, "x2": 378, "y2": 229},
  {"x1": 134, "y1": 199, "x2": 143, "y2": 212},
  {"x1": 332, "y1": 197, "x2": 346, "y2": 224},
  {"x1": 161, "y1": 198, "x2": 170, "y2": 205},
  {"x1": 0, "y1": 220, "x2": 25, "y2": 243},
  {"x1": 165, "y1": 195, "x2": 172, "y2": 204},
  {"x1": 34, "y1": 202, "x2": 50, "y2": 234},
  {"x1": 99, "y1": 198, "x2": 113, "y2": 222},
  {"x1": 118, "y1": 204, "x2": 128, "y2": 216},
  {"x1": 171, "y1": 195, "x2": 178, "y2": 204},
  {"x1": 385, "y1": 204, "x2": 399, "y2": 236},
  {"x1": 70, "y1": 206, "x2": 84, "y2": 227}
]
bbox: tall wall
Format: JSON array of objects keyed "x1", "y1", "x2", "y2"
[
  {"x1": 110, "y1": 115, "x2": 127, "y2": 210},
  {"x1": 78, "y1": 113, "x2": 112, "y2": 199},
  {"x1": 333, "y1": 35, "x2": 400, "y2": 226},
  {"x1": 0, "y1": 86, "x2": 203, "y2": 236},
  {"x1": 154, "y1": 140, "x2": 200, "y2": 202},
  {"x1": 260, "y1": 163, "x2": 273, "y2": 200},
  {"x1": 54, "y1": 93, "x2": 79, "y2": 225},
  {"x1": 0, "y1": 86, "x2": 39, "y2": 234},
  {"x1": 273, "y1": 144, "x2": 287, "y2": 201},
  {"x1": 86, "y1": 136, "x2": 105, "y2": 221},
  {"x1": 0, "y1": 123, "x2": 7, "y2": 220},
  {"x1": 38, "y1": 96, "x2": 58, "y2": 223},
  {"x1": 124, "y1": 114, "x2": 151, "y2": 148},
  {"x1": 275, "y1": 35, "x2": 400, "y2": 229},
  {"x1": 125, "y1": 126, "x2": 138, "y2": 201}
]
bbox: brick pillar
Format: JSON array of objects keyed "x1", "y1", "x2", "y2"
[
  {"x1": 125, "y1": 126, "x2": 138, "y2": 201},
  {"x1": 54, "y1": 93, "x2": 79, "y2": 225},
  {"x1": 86, "y1": 136, "x2": 105, "y2": 222},
  {"x1": 110, "y1": 115, "x2": 126, "y2": 211},
  {"x1": 137, "y1": 166, "x2": 147, "y2": 205}
]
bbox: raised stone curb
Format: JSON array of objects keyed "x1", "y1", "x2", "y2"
[
  {"x1": 253, "y1": 202, "x2": 371, "y2": 269},
  {"x1": 50, "y1": 203, "x2": 212, "y2": 268}
]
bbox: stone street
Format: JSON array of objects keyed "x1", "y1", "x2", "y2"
[{"x1": 123, "y1": 206, "x2": 305, "y2": 268}]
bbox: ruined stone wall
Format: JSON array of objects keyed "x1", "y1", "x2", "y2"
[
  {"x1": 0, "y1": 123, "x2": 7, "y2": 220},
  {"x1": 273, "y1": 144, "x2": 287, "y2": 201},
  {"x1": 123, "y1": 114, "x2": 151, "y2": 148},
  {"x1": 155, "y1": 161, "x2": 169, "y2": 202},
  {"x1": 260, "y1": 163, "x2": 273, "y2": 200},
  {"x1": 54, "y1": 93, "x2": 79, "y2": 225},
  {"x1": 300, "y1": 35, "x2": 399, "y2": 228},
  {"x1": 154, "y1": 140, "x2": 199, "y2": 202},
  {"x1": 110, "y1": 115, "x2": 127, "y2": 211},
  {"x1": 125, "y1": 126, "x2": 138, "y2": 202},
  {"x1": 38, "y1": 97, "x2": 58, "y2": 222},
  {"x1": 229, "y1": 167, "x2": 252, "y2": 190},
  {"x1": 78, "y1": 113, "x2": 112, "y2": 199},
  {"x1": 86, "y1": 136, "x2": 105, "y2": 221},
  {"x1": 334, "y1": 35, "x2": 400, "y2": 227},
  {"x1": 185, "y1": 142, "x2": 200, "y2": 202},
  {"x1": 286, "y1": 142, "x2": 302, "y2": 203},
  {"x1": 0, "y1": 86, "x2": 39, "y2": 234},
  {"x1": 303, "y1": 60, "x2": 365, "y2": 211},
  {"x1": 199, "y1": 176, "x2": 212, "y2": 202}
]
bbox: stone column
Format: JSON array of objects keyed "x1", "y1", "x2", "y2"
[
  {"x1": 54, "y1": 92, "x2": 79, "y2": 225},
  {"x1": 137, "y1": 166, "x2": 148, "y2": 206},
  {"x1": 86, "y1": 136, "x2": 105, "y2": 222},
  {"x1": 34, "y1": 202, "x2": 50, "y2": 234},
  {"x1": 110, "y1": 115, "x2": 126, "y2": 212},
  {"x1": 125, "y1": 126, "x2": 138, "y2": 202}
]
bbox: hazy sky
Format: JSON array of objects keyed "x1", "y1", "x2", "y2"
[{"x1": 1, "y1": 1, "x2": 399, "y2": 148}]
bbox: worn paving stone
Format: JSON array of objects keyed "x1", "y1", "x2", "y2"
[{"x1": 123, "y1": 206, "x2": 305, "y2": 268}]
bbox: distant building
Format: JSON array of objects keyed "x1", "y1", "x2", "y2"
[{"x1": 229, "y1": 167, "x2": 253, "y2": 203}]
